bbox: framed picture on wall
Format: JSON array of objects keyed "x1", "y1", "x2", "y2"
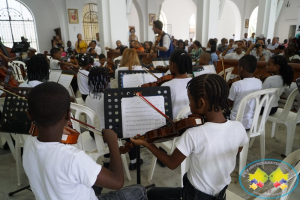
[
  {"x1": 68, "y1": 9, "x2": 79, "y2": 24},
  {"x1": 149, "y1": 14, "x2": 156, "y2": 26},
  {"x1": 245, "y1": 19, "x2": 249, "y2": 28}
]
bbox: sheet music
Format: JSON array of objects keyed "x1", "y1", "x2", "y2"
[
  {"x1": 48, "y1": 70, "x2": 62, "y2": 82},
  {"x1": 122, "y1": 74, "x2": 144, "y2": 88},
  {"x1": 121, "y1": 96, "x2": 166, "y2": 138},
  {"x1": 58, "y1": 74, "x2": 74, "y2": 89},
  {"x1": 152, "y1": 61, "x2": 169, "y2": 68},
  {"x1": 193, "y1": 65, "x2": 216, "y2": 77},
  {"x1": 143, "y1": 73, "x2": 164, "y2": 84}
]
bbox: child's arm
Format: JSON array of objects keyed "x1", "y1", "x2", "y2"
[{"x1": 131, "y1": 138, "x2": 186, "y2": 170}]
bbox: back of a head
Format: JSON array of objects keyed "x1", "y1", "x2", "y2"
[
  {"x1": 209, "y1": 39, "x2": 217, "y2": 53},
  {"x1": 80, "y1": 54, "x2": 92, "y2": 66},
  {"x1": 88, "y1": 67, "x2": 110, "y2": 95},
  {"x1": 271, "y1": 55, "x2": 294, "y2": 87},
  {"x1": 200, "y1": 52, "x2": 211, "y2": 62},
  {"x1": 153, "y1": 20, "x2": 163, "y2": 30},
  {"x1": 187, "y1": 74, "x2": 229, "y2": 112},
  {"x1": 26, "y1": 54, "x2": 49, "y2": 81},
  {"x1": 99, "y1": 54, "x2": 106, "y2": 60},
  {"x1": 194, "y1": 40, "x2": 202, "y2": 48},
  {"x1": 120, "y1": 49, "x2": 140, "y2": 70},
  {"x1": 50, "y1": 47, "x2": 60, "y2": 57},
  {"x1": 170, "y1": 49, "x2": 192, "y2": 74},
  {"x1": 28, "y1": 82, "x2": 70, "y2": 127},
  {"x1": 239, "y1": 55, "x2": 257, "y2": 73}
]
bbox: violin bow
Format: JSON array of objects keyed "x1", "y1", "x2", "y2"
[
  {"x1": 221, "y1": 58, "x2": 226, "y2": 80},
  {"x1": 142, "y1": 67, "x2": 159, "y2": 79},
  {"x1": 136, "y1": 92, "x2": 174, "y2": 123}
]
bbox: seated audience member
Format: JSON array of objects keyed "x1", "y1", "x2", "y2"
[
  {"x1": 49, "y1": 48, "x2": 78, "y2": 70},
  {"x1": 144, "y1": 41, "x2": 152, "y2": 53},
  {"x1": 190, "y1": 40, "x2": 204, "y2": 60},
  {"x1": 228, "y1": 55, "x2": 262, "y2": 129},
  {"x1": 133, "y1": 41, "x2": 144, "y2": 53},
  {"x1": 261, "y1": 55, "x2": 294, "y2": 115},
  {"x1": 52, "y1": 35, "x2": 63, "y2": 48},
  {"x1": 96, "y1": 32, "x2": 100, "y2": 46},
  {"x1": 206, "y1": 39, "x2": 218, "y2": 68},
  {"x1": 87, "y1": 40, "x2": 101, "y2": 55},
  {"x1": 173, "y1": 39, "x2": 178, "y2": 50},
  {"x1": 247, "y1": 40, "x2": 253, "y2": 48},
  {"x1": 23, "y1": 82, "x2": 147, "y2": 200},
  {"x1": 177, "y1": 40, "x2": 186, "y2": 52},
  {"x1": 197, "y1": 52, "x2": 211, "y2": 66},
  {"x1": 245, "y1": 38, "x2": 272, "y2": 61},
  {"x1": 274, "y1": 45, "x2": 285, "y2": 56},
  {"x1": 75, "y1": 34, "x2": 88, "y2": 54},
  {"x1": 217, "y1": 38, "x2": 228, "y2": 52},
  {"x1": 188, "y1": 38, "x2": 193, "y2": 46},
  {"x1": 283, "y1": 39, "x2": 288, "y2": 48},
  {"x1": 267, "y1": 37, "x2": 279, "y2": 53},
  {"x1": 249, "y1": 32, "x2": 256, "y2": 43},
  {"x1": 105, "y1": 40, "x2": 123, "y2": 53},
  {"x1": 282, "y1": 38, "x2": 300, "y2": 63},
  {"x1": 221, "y1": 41, "x2": 245, "y2": 60},
  {"x1": 242, "y1": 33, "x2": 248, "y2": 41},
  {"x1": 113, "y1": 45, "x2": 128, "y2": 62},
  {"x1": 65, "y1": 41, "x2": 75, "y2": 55},
  {"x1": 214, "y1": 38, "x2": 218, "y2": 46},
  {"x1": 267, "y1": 38, "x2": 271, "y2": 45},
  {"x1": 141, "y1": 42, "x2": 153, "y2": 68}
]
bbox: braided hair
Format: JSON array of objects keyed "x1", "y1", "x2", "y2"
[
  {"x1": 78, "y1": 54, "x2": 93, "y2": 67},
  {"x1": 187, "y1": 74, "x2": 229, "y2": 112},
  {"x1": 26, "y1": 54, "x2": 49, "y2": 81},
  {"x1": 170, "y1": 49, "x2": 192, "y2": 74},
  {"x1": 88, "y1": 67, "x2": 110, "y2": 99},
  {"x1": 270, "y1": 55, "x2": 294, "y2": 87}
]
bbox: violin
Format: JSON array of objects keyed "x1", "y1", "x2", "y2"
[
  {"x1": 119, "y1": 92, "x2": 204, "y2": 154},
  {"x1": 149, "y1": 31, "x2": 164, "y2": 58},
  {"x1": 254, "y1": 66, "x2": 272, "y2": 82},
  {"x1": 141, "y1": 67, "x2": 174, "y2": 87},
  {"x1": 227, "y1": 76, "x2": 240, "y2": 87},
  {"x1": 0, "y1": 56, "x2": 19, "y2": 87}
]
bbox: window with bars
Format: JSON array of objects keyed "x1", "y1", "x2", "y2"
[
  {"x1": 82, "y1": 3, "x2": 99, "y2": 43},
  {"x1": 0, "y1": 0, "x2": 38, "y2": 50}
]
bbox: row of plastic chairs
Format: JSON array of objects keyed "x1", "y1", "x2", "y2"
[{"x1": 8, "y1": 61, "x2": 27, "y2": 84}]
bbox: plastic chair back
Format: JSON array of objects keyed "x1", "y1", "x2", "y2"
[
  {"x1": 218, "y1": 67, "x2": 234, "y2": 82},
  {"x1": 277, "y1": 88, "x2": 299, "y2": 122}
]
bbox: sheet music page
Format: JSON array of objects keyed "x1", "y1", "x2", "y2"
[
  {"x1": 193, "y1": 65, "x2": 216, "y2": 77},
  {"x1": 48, "y1": 70, "x2": 62, "y2": 82},
  {"x1": 143, "y1": 73, "x2": 164, "y2": 84},
  {"x1": 122, "y1": 74, "x2": 144, "y2": 88},
  {"x1": 58, "y1": 74, "x2": 74, "y2": 89},
  {"x1": 152, "y1": 61, "x2": 169, "y2": 68},
  {"x1": 121, "y1": 96, "x2": 166, "y2": 138}
]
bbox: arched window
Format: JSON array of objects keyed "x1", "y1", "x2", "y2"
[
  {"x1": 248, "y1": 7, "x2": 258, "y2": 36},
  {"x1": 0, "y1": 0, "x2": 38, "y2": 50},
  {"x1": 82, "y1": 3, "x2": 99, "y2": 43}
]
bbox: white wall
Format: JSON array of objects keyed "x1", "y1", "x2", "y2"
[
  {"x1": 217, "y1": 1, "x2": 236, "y2": 42},
  {"x1": 161, "y1": 0, "x2": 196, "y2": 40},
  {"x1": 275, "y1": 0, "x2": 300, "y2": 42},
  {"x1": 128, "y1": 3, "x2": 140, "y2": 41}
]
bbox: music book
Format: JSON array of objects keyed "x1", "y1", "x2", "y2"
[
  {"x1": 122, "y1": 73, "x2": 164, "y2": 88},
  {"x1": 193, "y1": 65, "x2": 216, "y2": 77},
  {"x1": 121, "y1": 96, "x2": 166, "y2": 138},
  {"x1": 49, "y1": 70, "x2": 62, "y2": 83},
  {"x1": 152, "y1": 61, "x2": 169, "y2": 68},
  {"x1": 58, "y1": 74, "x2": 74, "y2": 89}
]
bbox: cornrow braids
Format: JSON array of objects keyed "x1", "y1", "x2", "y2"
[
  {"x1": 270, "y1": 56, "x2": 294, "y2": 87},
  {"x1": 170, "y1": 49, "x2": 193, "y2": 74},
  {"x1": 26, "y1": 54, "x2": 49, "y2": 82},
  {"x1": 187, "y1": 74, "x2": 229, "y2": 112},
  {"x1": 88, "y1": 67, "x2": 110, "y2": 99}
]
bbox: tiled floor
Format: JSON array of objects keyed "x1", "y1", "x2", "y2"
[{"x1": 0, "y1": 121, "x2": 299, "y2": 200}]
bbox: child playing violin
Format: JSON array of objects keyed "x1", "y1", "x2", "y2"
[
  {"x1": 50, "y1": 47, "x2": 79, "y2": 70},
  {"x1": 131, "y1": 74, "x2": 248, "y2": 200},
  {"x1": 23, "y1": 82, "x2": 147, "y2": 200}
]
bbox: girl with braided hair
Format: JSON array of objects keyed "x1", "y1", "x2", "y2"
[
  {"x1": 77, "y1": 54, "x2": 92, "y2": 101},
  {"x1": 131, "y1": 74, "x2": 248, "y2": 200},
  {"x1": 283, "y1": 37, "x2": 300, "y2": 63}
]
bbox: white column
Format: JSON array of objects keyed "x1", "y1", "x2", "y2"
[
  {"x1": 97, "y1": 0, "x2": 129, "y2": 56},
  {"x1": 256, "y1": 0, "x2": 278, "y2": 39},
  {"x1": 195, "y1": 0, "x2": 219, "y2": 46},
  {"x1": 296, "y1": 6, "x2": 300, "y2": 36}
]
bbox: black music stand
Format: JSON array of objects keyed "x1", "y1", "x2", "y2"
[
  {"x1": 104, "y1": 87, "x2": 173, "y2": 185},
  {"x1": 118, "y1": 70, "x2": 160, "y2": 88},
  {"x1": 0, "y1": 87, "x2": 33, "y2": 196}
]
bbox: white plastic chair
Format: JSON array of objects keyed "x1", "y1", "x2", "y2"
[
  {"x1": 236, "y1": 88, "x2": 280, "y2": 174},
  {"x1": 218, "y1": 67, "x2": 234, "y2": 82},
  {"x1": 147, "y1": 105, "x2": 191, "y2": 186},
  {"x1": 267, "y1": 88, "x2": 300, "y2": 156},
  {"x1": 8, "y1": 61, "x2": 26, "y2": 83},
  {"x1": 70, "y1": 103, "x2": 131, "y2": 181},
  {"x1": 46, "y1": 56, "x2": 52, "y2": 63}
]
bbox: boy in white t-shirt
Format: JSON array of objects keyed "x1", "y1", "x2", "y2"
[
  {"x1": 23, "y1": 82, "x2": 146, "y2": 200},
  {"x1": 228, "y1": 55, "x2": 262, "y2": 129},
  {"x1": 50, "y1": 47, "x2": 78, "y2": 70},
  {"x1": 131, "y1": 74, "x2": 248, "y2": 199}
]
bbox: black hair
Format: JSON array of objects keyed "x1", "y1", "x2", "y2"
[
  {"x1": 187, "y1": 74, "x2": 229, "y2": 112},
  {"x1": 130, "y1": 27, "x2": 135, "y2": 32},
  {"x1": 193, "y1": 40, "x2": 202, "y2": 48},
  {"x1": 209, "y1": 39, "x2": 216, "y2": 53},
  {"x1": 88, "y1": 67, "x2": 110, "y2": 98},
  {"x1": 120, "y1": 45, "x2": 128, "y2": 55},
  {"x1": 91, "y1": 40, "x2": 97, "y2": 45},
  {"x1": 256, "y1": 38, "x2": 266, "y2": 46},
  {"x1": 239, "y1": 55, "x2": 257, "y2": 73},
  {"x1": 153, "y1": 20, "x2": 163, "y2": 30},
  {"x1": 144, "y1": 42, "x2": 152, "y2": 53},
  {"x1": 177, "y1": 40, "x2": 186, "y2": 50},
  {"x1": 77, "y1": 33, "x2": 81, "y2": 49},
  {"x1": 270, "y1": 56, "x2": 294, "y2": 87},
  {"x1": 50, "y1": 47, "x2": 61, "y2": 57},
  {"x1": 26, "y1": 54, "x2": 49, "y2": 81},
  {"x1": 221, "y1": 38, "x2": 227, "y2": 43},
  {"x1": 88, "y1": 48, "x2": 94, "y2": 53},
  {"x1": 99, "y1": 54, "x2": 106, "y2": 60},
  {"x1": 28, "y1": 82, "x2": 70, "y2": 127},
  {"x1": 79, "y1": 54, "x2": 93, "y2": 67},
  {"x1": 170, "y1": 49, "x2": 192, "y2": 74},
  {"x1": 67, "y1": 41, "x2": 71, "y2": 43}
]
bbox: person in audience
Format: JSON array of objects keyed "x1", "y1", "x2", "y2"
[
  {"x1": 141, "y1": 42, "x2": 153, "y2": 68},
  {"x1": 247, "y1": 39, "x2": 253, "y2": 48},
  {"x1": 52, "y1": 35, "x2": 63, "y2": 48},
  {"x1": 114, "y1": 49, "x2": 142, "y2": 80},
  {"x1": 283, "y1": 39, "x2": 288, "y2": 48},
  {"x1": 221, "y1": 41, "x2": 245, "y2": 60},
  {"x1": 228, "y1": 55, "x2": 262, "y2": 129},
  {"x1": 105, "y1": 40, "x2": 123, "y2": 53},
  {"x1": 24, "y1": 47, "x2": 37, "y2": 62},
  {"x1": 206, "y1": 39, "x2": 218, "y2": 68},
  {"x1": 177, "y1": 40, "x2": 186, "y2": 51},
  {"x1": 65, "y1": 41, "x2": 75, "y2": 55},
  {"x1": 133, "y1": 41, "x2": 144, "y2": 53},
  {"x1": 267, "y1": 37, "x2": 279, "y2": 53},
  {"x1": 249, "y1": 32, "x2": 256, "y2": 43},
  {"x1": 245, "y1": 38, "x2": 272, "y2": 61},
  {"x1": 190, "y1": 40, "x2": 203, "y2": 60},
  {"x1": 214, "y1": 38, "x2": 218, "y2": 46},
  {"x1": 188, "y1": 38, "x2": 193, "y2": 46},
  {"x1": 274, "y1": 45, "x2": 285, "y2": 56},
  {"x1": 131, "y1": 74, "x2": 248, "y2": 200},
  {"x1": 113, "y1": 45, "x2": 128, "y2": 62},
  {"x1": 23, "y1": 82, "x2": 147, "y2": 200},
  {"x1": 129, "y1": 27, "x2": 138, "y2": 42},
  {"x1": 261, "y1": 55, "x2": 294, "y2": 115},
  {"x1": 144, "y1": 41, "x2": 152, "y2": 53},
  {"x1": 49, "y1": 48, "x2": 78, "y2": 70},
  {"x1": 87, "y1": 40, "x2": 101, "y2": 55},
  {"x1": 217, "y1": 38, "x2": 228, "y2": 52},
  {"x1": 173, "y1": 39, "x2": 178, "y2": 50},
  {"x1": 77, "y1": 54, "x2": 92, "y2": 101},
  {"x1": 96, "y1": 32, "x2": 100, "y2": 46},
  {"x1": 267, "y1": 38, "x2": 271, "y2": 45},
  {"x1": 283, "y1": 38, "x2": 300, "y2": 63},
  {"x1": 198, "y1": 52, "x2": 211, "y2": 66},
  {"x1": 57, "y1": 44, "x2": 66, "y2": 57},
  {"x1": 242, "y1": 33, "x2": 248, "y2": 41},
  {"x1": 75, "y1": 33, "x2": 88, "y2": 54},
  {"x1": 185, "y1": 40, "x2": 189, "y2": 47}
]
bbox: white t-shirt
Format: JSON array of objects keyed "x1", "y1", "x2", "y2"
[
  {"x1": 88, "y1": 46, "x2": 102, "y2": 55},
  {"x1": 19, "y1": 80, "x2": 42, "y2": 88},
  {"x1": 85, "y1": 93, "x2": 105, "y2": 129},
  {"x1": 50, "y1": 59, "x2": 60, "y2": 70},
  {"x1": 228, "y1": 78, "x2": 262, "y2": 129},
  {"x1": 114, "y1": 65, "x2": 143, "y2": 80},
  {"x1": 77, "y1": 69, "x2": 89, "y2": 95},
  {"x1": 267, "y1": 43, "x2": 279, "y2": 50},
  {"x1": 176, "y1": 120, "x2": 248, "y2": 196},
  {"x1": 262, "y1": 75, "x2": 285, "y2": 107},
  {"x1": 161, "y1": 78, "x2": 192, "y2": 119},
  {"x1": 289, "y1": 54, "x2": 300, "y2": 61},
  {"x1": 23, "y1": 136, "x2": 101, "y2": 200},
  {"x1": 155, "y1": 34, "x2": 170, "y2": 51},
  {"x1": 221, "y1": 52, "x2": 245, "y2": 60}
]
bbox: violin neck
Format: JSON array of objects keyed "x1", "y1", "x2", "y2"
[{"x1": 143, "y1": 67, "x2": 158, "y2": 79}]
